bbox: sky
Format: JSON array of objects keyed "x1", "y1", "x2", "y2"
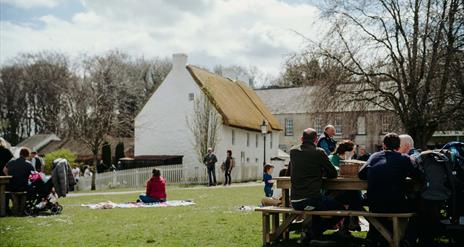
[{"x1": 0, "y1": 0, "x2": 326, "y2": 76}]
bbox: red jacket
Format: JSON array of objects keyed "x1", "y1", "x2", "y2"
[{"x1": 146, "y1": 176, "x2": 166, "y2": 199}]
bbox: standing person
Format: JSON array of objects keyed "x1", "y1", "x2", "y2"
[
  {"x1": 0, "y1": 137, "x2": 13, "y2": 176},
  {"x1": 356, "y1": 146, "x2": 371, "y2": 162},
  {"x1": 84, "y1": 166, "x2": 92, "y2": 177},
  {"x1": 263, "y1": 164, "x2": 274, "y2": 197},
  {"x1": 203, "y1": 148, "x2": 218, "y2": 186},
  {"x1": 289, "y1": 128, "x2": 343, "y2": 244},
  {"x1": 221, "y1": 150, "x2": 235, "y2": 186},
  {"x1": 139, "y1": 169, "x2": 166, "y2": 203},
  {"x1": 358, "y1": 133, "x2": 420, "y2": 245},
  {"x1": 317, "y1": 125, "x2": 337, "y2": 155}
]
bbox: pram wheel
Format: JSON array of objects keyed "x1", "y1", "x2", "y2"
[
  {"x1": 24, "y1": 207, "x2": 35, "y2": 216},
  {"x1": 50, "y1": 204, "x2": 63, "y2": 215}
]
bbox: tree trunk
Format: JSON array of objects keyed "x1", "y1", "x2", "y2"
[
  {"x1": 406, "y1": 123, "x2": 436, "y2": 150},
  {"x1": 91, "y1": 153, "x2": 97, "y2": 190}
]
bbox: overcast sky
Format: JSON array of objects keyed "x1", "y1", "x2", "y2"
[{"x1": 0, "y1": 0, "x2": 326, "y2": 76}]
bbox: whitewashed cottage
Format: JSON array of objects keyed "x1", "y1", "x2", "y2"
[{"x1": 135, "y1": 54, "x2": 282, "y2": 182}]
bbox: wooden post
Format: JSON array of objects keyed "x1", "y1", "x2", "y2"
[
  {"x1": 0, "y1": 185, "x2": 5, "y2": 217},
  {"x1": 262, "y1": 213, "x2": 270, "y2": 245},
  {"x1": 272, "y1": 213, "x2": 279, "y2": 241},
  {"x1": 392, "y1": 217, "x2": 400, "y2": 247}
]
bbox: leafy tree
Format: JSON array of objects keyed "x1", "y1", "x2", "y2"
[
  {"x1": 115, "y1": 142, "x2": 125, "y2": 165},
  {"x1": 43, "y1": 149, "x2": 77, "y2": 174}
]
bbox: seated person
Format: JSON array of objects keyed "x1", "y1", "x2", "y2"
[
  {"x1": 358, "y1": 133, "x2": 419, "y2": 244},
  {"x1": 3, "y1": 147, "x2": 34, "y2": 192},
  {"x1": 328, "y1": 140, "x2": 363, "y2": 231},
  {"x1": 261, "y1": 168, "x2": 287, "y2": 207},
  {"x1": 139, "y1": 169, "x2": 166, "y2": 203},
  {"x1": 289, "y1": 128, "x2": 343, "y2": 242},
  {"x1": 328, "y1": 140, "x2": 356, "y2": 169}
]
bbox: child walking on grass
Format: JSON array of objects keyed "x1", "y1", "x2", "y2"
[{"x1": 263, "y1": 164, "x2": 274, "y2": 197}]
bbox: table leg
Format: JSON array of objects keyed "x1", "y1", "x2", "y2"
[
  {"x1": 0, "y1": 185, "x2": 5, "y2": 217},
  {"x1": 263, "y1": 213, "x2": 270, "y2": 245}
]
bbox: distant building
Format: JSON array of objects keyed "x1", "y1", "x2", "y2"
[
  {"x1": 135, "y1": 54, "x2": 282, "y2": 180},
  {"x1": 256, "y1": 87, "x2": 463, "y2": 153},
  {"x1": 16, "y1": 134, "x2": 61, "y2": 152}
]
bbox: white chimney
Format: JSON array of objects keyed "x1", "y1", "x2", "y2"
[{"x1": 172, "y1": 53, "x2": 187, "y2": 70}]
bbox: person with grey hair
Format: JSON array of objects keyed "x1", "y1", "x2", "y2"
[
  {"x1": 317, "y1": 125, "x2": 337, "y2": 155},
  {"x1": 203, "y1": 148, "x2": 217, "y2": 186},
  {"x1": 399, "y1": 134, "x2": 420, "y2": 159},
  {"x1": 0, "y1": 137, "x2": 13, "y2": 176}
]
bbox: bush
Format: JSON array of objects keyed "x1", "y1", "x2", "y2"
[
  {"x1": 115, "y1": 142, "x2": 125, "y2": 164},
  {"x1": 43, "y1": 149, "x2": 77, "y2": 174}
]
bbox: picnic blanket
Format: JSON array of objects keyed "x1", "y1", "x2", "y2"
[{"x1": 82, "y1": 200, "x2": 195, "y2": 209}]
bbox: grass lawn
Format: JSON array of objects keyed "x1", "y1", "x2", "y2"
[{"x1": 0, "y1": 184, "x2": 366, "y2": 247}]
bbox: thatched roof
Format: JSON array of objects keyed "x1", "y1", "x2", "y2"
[{"x1": 187, "y1": 65, "x2": 282, "y2": 132}]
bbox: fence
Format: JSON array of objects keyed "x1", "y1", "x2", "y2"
[{"x1": 76, "y1": 163, "x2": 261, "y2": 191}]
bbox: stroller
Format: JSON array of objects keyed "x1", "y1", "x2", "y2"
[{"x1": 24, "y1": 172, "x2": 63, "y2": 216}]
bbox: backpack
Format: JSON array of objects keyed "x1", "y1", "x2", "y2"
[{"x1": 415, "y1": 150, "x2": 453, "y2": 201}]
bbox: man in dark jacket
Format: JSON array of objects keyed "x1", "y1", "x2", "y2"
[
  {"x1": 290, "y1": 128, "x2": 343, "y2": 241},
  {"x1": 317, "y1": 125, "x2": 337, "y2": 155},
  {"x1": 358, "y1": 133, "x2": 419, "y2": 245},
  {"x1": 3, "y1": 148, "x2": 34, "y2": 192},
  {"x1": 203, "y1": 148, "x2": 218, "y2": 186}
]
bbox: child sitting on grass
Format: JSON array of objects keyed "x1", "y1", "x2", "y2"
[
  {"x1": 263, "y1": 164, "x2": 274, "y2": 197},
  {"x1": 139, "y1": 169, "x2": 166, "y2": 203}
]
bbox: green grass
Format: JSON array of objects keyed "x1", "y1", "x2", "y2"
[{"x1": 0, "y1": 185, "x2": 366, "y2": 247}]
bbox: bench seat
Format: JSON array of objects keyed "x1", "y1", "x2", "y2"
[{"x1": 256, "y1": 206, "x2": 414, "y2": 247}]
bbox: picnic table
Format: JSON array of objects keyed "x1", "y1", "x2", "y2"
[
  {"x1": 0, "y1": 176, "x2": 12, "y2": 217},
  {"x1": 258, "y1": 176, "x2": 420, "y2": 247}
]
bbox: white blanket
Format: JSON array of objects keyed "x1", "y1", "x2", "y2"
[{"x1": 82, "y1": 200, "x2": 195, "y2": 209}]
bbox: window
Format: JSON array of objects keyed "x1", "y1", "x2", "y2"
[
  {"x1": 246, "y1": 133, "x2": 250, "y2": 147},
  {"x1": 256, "y1": 134, "x2": 259, "y2": 148},
  {"x1": 241, "y1": 151, "x2": 245, "y2": 164},
  {"x1": 357, "y1": 116, "x2": 366, "y2": 135},
  {"x1": 314, "y1": 116, "x2": 323, "y2": 134},
  {"x1": 188, "y1": 93, "x2": 194, "y2": 101},
  {"x1": 381, "y1": 115, "x2": 392, "y2": 133},
  {"x1": 334, "y1": 116, "x2": 342, "y2": 135},
  {"x1": 285, "y1": 118, "x2": 294, "y2": 136},
  {"x1": 232, "y1": 129, "x2": 235, "y2": 145}
]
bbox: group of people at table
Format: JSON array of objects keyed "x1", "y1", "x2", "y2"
[{"x1": 263, "y1": 125, "x2": 432, "y2": 246}]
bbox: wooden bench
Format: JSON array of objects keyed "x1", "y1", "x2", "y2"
[
  {"x1": 5, "y1": 191, "x2": 27, "y2": 216},
  {"x1": 256, "y1": 206, "x2": 414, "y2": 247}
]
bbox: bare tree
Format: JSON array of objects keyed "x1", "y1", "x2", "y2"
[
  {"x1": 305, "y1": 0, "x2": 464, "y2": 148},
  {"x1": 187, "y1": 93, "x2": 221, "y2": 163}
]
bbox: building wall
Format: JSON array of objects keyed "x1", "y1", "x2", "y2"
[
  {"x1": 275, "y1": 111, "x2": 403, "y2": 153},
  {"x1": 135, "y1": 54, "x2": 279, "y2": 180},
  {"x1": 135, "y1": 54, "x2": 201, "y2": 178}
]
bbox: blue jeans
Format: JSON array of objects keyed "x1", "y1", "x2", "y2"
[
  {"x1": 292, "y1": 196, "x2": 344, "y2": 237},
  {"x1": 264, "y1": 186, "x2": 273, "y2": 197},
  {"x1": 139, "y1": 194, "x2": 165, "y2": 203},
  {"x1": 207, "y1": 165, "x2": 217, "y2": 185}
]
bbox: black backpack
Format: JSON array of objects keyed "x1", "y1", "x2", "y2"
[{"x1": 415, "y1": 150, "x2": 454, "y2": 201}]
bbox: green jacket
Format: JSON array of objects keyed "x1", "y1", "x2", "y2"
[
  {"x1": 289, "y1": 143, "x2": 337, "y2": 200},
  {"x1": 328, "y1": 154, "x2": 341, "y2": 167}
]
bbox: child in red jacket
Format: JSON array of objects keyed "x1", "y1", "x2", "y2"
[{"x1": 139, "y1": 169, "x2": 167, "y2": 203}]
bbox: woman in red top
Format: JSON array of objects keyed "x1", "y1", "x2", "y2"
[{"x1": 139, "y1": 169, "x2": 166, "y2": 203}]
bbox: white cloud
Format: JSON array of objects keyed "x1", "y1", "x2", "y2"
[
  {"x1": 1, "y1": 0, "x2": 59, "y2": 9},
  {"x1": 0, "y1": 0, "x2": 326, "y2": 76}
]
